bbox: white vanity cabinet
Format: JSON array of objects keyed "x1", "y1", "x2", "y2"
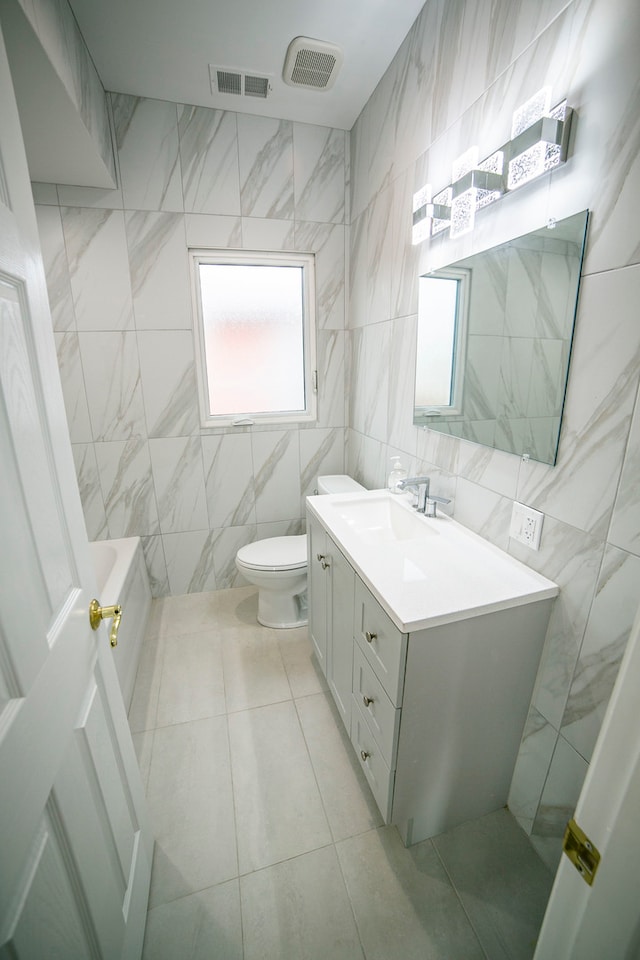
[
  {"x1": 307, "y1": 513, "x2": 355, "y2": 732},
  {"x1": 389, "y1": 598, "x2": 553, "y2": 845},
  {"x1": 306, "y1": 492, "x2": 558, "y2": 847}
]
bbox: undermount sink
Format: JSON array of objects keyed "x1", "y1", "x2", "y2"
[{"x1": 332, "y1": 493, "x2": 432, "y2": 545}]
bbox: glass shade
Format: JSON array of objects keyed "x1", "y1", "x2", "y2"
[
  {"x1": 511, "y1": 87, "x2": 551, "y2": 138},
  {"x1": 450, "y1": 188, "x2": 476, "y2": 238}
]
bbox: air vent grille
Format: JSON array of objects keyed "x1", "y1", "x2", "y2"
[
  {"x1": 216, "y1": 70, "x2": 242, "y2": 96},
  {"x1": 290, "y1": 50, "x2": 337, "y2": 89},
  {"x1": 244, "y1": 74, "x2": 270, "y2": 98},
  {"x1": 283, "y1": 37, "x2": 343, "y2": 91},
  {"x1": 209, "y1": 66, "x2": 272, "y2": 99}
]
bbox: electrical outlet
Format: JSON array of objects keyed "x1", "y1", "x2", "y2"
[{"x1": 510, "y1": 501, "x2": 544, "y2": 550}]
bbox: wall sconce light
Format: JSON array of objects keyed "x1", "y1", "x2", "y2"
[
  {"x1": 450, "y1": 147, "x2": 505, "y2": 238},
  {"x1": 507, "y1": 88, "x2": 570, "y2": 190},
  {"x1": 412, "y1": 87, "x2": 572, "y2": 244}
]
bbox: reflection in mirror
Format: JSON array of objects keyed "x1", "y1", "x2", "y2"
[
  {"x1": 414, "y1": 210, "x2": 589, "y2": 464},
  {"x1": 415, "y1": 269, "x2": 468, "y2": 413}
]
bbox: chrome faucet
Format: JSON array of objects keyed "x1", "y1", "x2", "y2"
[
  {"x1": 398, "y1": 476, "x2": 431, "y2": 512},
  {"x1": 398, "y1": 475, "x2": 451, "y2": 517}
]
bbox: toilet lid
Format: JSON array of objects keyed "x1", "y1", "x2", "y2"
[{"x1": 237, "y1": 535, "x2": 307, "y2": 571}]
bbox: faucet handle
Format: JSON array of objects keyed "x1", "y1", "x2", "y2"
[{"x1": 423, "y1": 495, "x2": 451, "y2": 518}]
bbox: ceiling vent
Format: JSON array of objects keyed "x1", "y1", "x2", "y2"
[
  {"x1": 209, "y1": 66, "x2": 272, "y2": 99},
  {"x1": 282, "y1": 37, "x2": 343, "y2": 91}
]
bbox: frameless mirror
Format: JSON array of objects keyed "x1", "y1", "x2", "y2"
[{"x1": 414, "y1": 210, "x2": 589, "y2": 464}]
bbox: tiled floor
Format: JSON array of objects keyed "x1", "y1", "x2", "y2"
[{"x1": 130, "y1": 586, "x2": 554, "y2": 960}]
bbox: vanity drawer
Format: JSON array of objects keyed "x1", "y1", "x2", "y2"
[
  {"x1": 351, "y1": 702, "x2": 394, "y2": 823},
  {"x1": 354, "y1": 577, "x2": 407, "y2": 705},
  {"x1": 352, "y1": 644, "x2": 400, "y2": 768}
]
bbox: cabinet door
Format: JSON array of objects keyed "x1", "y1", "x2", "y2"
[
  {"x1": 327, "y1": 543, "x2": 355, "y2": 731},
  {"x1": 354, "y1": 577, "x2": 407, "y2": 705},
  {"x1": 307, "y1": 515, "x2": 328, "y2": 674}
]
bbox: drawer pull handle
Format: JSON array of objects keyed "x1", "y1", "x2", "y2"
[
  {"x1": 365, "y1": 630, "x2": 377, "y2": 643},
  {"x1": 363, "y1": 695, "x2": 374, "y2": 707},
  {"x1": 360, "y1": 750, "x2": 370, "y2": 762}
]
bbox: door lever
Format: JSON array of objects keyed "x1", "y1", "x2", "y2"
[{"x1": 89, "y1": 599, "x2": 122, "y2": 647}]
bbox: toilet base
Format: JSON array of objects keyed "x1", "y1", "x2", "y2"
[{"x1": 257, "y1": 587, "x2": 308, "y2": 630}]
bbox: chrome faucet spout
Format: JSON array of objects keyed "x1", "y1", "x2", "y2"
[
  {"x1": 397, "y1": 476, "x2": 451, "y2": 516},
  {"x1": 398, "y1": 476, "x2": 430, "y2": 513}
]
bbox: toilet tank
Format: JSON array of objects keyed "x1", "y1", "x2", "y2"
[{"x1": 317, "y1": 475, "x2": 365, "y2": 495}]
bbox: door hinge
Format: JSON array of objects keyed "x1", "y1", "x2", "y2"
[{"x1": 562, "y1": 817, "x2": 601, "y2": 886}]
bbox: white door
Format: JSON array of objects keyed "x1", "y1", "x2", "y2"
[
  {"x1": 0, "y1": 22, "x2": 152, "y2": 960},
  {"x1": 534, "y1": 602, "x2": 640, "y2": 959}
]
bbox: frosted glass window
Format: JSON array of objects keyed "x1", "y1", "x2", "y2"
[{"x1": 191, "y1": 251, "x2": 316, "y2": 426}]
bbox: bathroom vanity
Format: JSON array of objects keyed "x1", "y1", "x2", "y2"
[{"x1": 306, "y1": 490, "x2": 558, "y2": 846}]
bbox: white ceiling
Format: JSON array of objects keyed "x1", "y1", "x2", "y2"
[{"x1": 67, "y1": 0, "x2": 427, "y2": 130}]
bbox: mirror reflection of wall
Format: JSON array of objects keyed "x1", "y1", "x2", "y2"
[{"x1": 414, "y1": 210, "x2": 589, "y2": 465}]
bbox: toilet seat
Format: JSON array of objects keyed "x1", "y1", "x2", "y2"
[{"x1": 236, "y1": 535, "x2": 307, "y2": 572}]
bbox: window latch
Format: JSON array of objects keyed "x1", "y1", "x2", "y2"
[{"x1": 312, "y1": 370, "x2": 318, "y2": 394}]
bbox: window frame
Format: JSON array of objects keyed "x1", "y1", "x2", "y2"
[
  {"x1": 414, "y1": 266, "x2": 469, "y2": 420},
  {"x1": 190, "y1": 248, "x2": 317, "y2": 429}
]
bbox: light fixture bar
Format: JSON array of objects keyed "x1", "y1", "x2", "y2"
[{"x1": 412, "y1": 89, "x2": 573, "y2": 243}]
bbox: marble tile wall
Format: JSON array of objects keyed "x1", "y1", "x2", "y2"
[
  {"x1": 35, "y1": 94, "x2": 348, "y2": 597},
  {"x1": 346, "y1": 0, "x2": 640, "y2": 868}
]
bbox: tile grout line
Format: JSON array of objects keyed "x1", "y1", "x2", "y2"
[
  {"x1": 430, "y1": 838, "x2": 492, "y2": 960},
  {"x1": 217, "y1": 617, "x2": 247, "y2": 960},
  {"x1": 291, "y1": 691, "x2": 369, "y2": 959},
  {"x1": 292, "y1": 682, "x2": 389, "y2": 960}
]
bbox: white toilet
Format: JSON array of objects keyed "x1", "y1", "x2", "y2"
[{"x1": 235, "y1": 474, "x2": 365, "y2": 628}]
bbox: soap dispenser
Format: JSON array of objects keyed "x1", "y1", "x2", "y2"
[{"x1": 387, "y1": 457, "x2": 407, "y2": 494}]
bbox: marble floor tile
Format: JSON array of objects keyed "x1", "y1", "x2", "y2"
[
  {"x1": 156, "y1": 629, "x2": 226, "y2": 727},
  {"x1": 143, "y1": 881, "x2": 242, "y2": 960},
  {"x1": 276, "y1": 628, "x2": 328, "y2": 698},
  {"x1": 432, "y1": 808, "x2": 554, "y2": 960},
  {"x1": 222, "y1": 626, "x2": 292, "y2": 713},
  {"x1": 146, "y1": 587, "x2": 258, "y2": 637},
  {"x1": 336, "y1": 826, "x2": 486, "y2": 960},
  {"x1": 134, "y1": 587, "x2": 555, "y2": 958},
  {"x1": 147, "y1": 717, "x2": 237, "y2": 907},
  {"x1": 296, "y1": 692, "x2": 383, "y2": 842},
  {"x1": 240, "y1": 846, "x2": 363, "y2": 960},
  {"x1": 228, "y1": 700, "x2": 332, "y2": 874}
]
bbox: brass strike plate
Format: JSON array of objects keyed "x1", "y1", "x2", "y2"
[{"x1": 562, "y1": 818, "x2": 601, "y2": 886}]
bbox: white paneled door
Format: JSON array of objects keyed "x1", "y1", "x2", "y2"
[
  {"x1": 534, "y1": 601, "x2": 640, "y2": 959},
  {"x1": 0, "y1": 22, "x2": 152, "y2": 960}
]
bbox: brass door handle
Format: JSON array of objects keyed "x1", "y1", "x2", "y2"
[{"x1": 89, "y1": 599, "x2": 122, "y2": 647}]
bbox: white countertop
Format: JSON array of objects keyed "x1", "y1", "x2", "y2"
[{"x1": 307, "y1": 490, "x2": 559, "y2": 632}]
